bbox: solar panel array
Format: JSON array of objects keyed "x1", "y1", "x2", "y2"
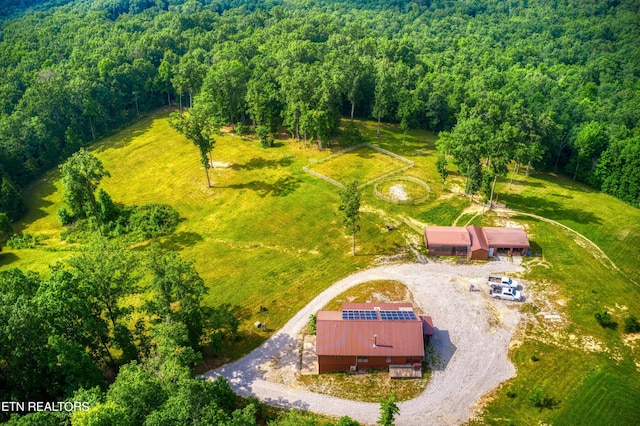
[
  {"x1": 341, "y1": 309, "x2": 417, "y2": 321},
  {"x1": 342, "y1": 310, "x2": 378, "y2": 320},
  {"x1": 379, "y1": 310, "x2": 417, "y2": 321}
]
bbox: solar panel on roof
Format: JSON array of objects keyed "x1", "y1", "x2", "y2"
[
  {"x1": 379, "y1": 310, "x2": 416, "y2": 321},
  {"x1": 342, "y1": 310, "x2": 378, "y2": 320}
]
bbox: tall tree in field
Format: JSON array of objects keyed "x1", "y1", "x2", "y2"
[
  {"x1": 436, "y1": 155, "x2": 449, "y2": 190},
  {"x1": 168, "y1": 108, "x2": 217, "y2": 188},
  {"x1": 59, "y1": 148, "x2": 110, "y2": 223},
  {"x1": 339, "y1": 181, "x2": 361, "y2": 256}
]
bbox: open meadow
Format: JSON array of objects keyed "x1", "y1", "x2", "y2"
[{"x1": 3, "y1": 109, "x2": 640, "y2": 424}]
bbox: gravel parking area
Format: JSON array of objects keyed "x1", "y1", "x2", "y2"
[{"x1": 204, "y1": 260, "x2": 523, "y2": 425}]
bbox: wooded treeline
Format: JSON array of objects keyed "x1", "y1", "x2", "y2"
[{"x1": 0, "y1": 0, "x2": 639, "y2": 222}]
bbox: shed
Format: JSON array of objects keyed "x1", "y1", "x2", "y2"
[{"x1": 423, "y1": 225, "x2": 529, "y2": 258}]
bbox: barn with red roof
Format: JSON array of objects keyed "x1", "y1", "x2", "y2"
[
  {"x1": 315, "y1": 303, "x2": 433, "y2": 377},
  {"x1": 424, "y1": 225, "x2": 529, "y2": 260}
]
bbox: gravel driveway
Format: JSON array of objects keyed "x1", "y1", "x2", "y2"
[{"x1": 203, "y1": 260, "x2": 523, "y2": 425}]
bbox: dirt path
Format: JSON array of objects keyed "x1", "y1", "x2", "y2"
[{"x1": 203, "y1": 261, "x2": 524, "y2": 425}]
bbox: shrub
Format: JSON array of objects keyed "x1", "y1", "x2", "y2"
[
  {"x1": 256, "y1": 125, "x2": 274, "y2": 148},
  {"x1": 595, "y1": 311, "x2": 617, "y2": 329},
  {"x1": 624, "y1": 315, "x2": 640, "y2": 333},
  {"x1": 126, "y1": 204, "x2": 179, "y2": 241},
  {"x1": 57, "y1": 207, "x2": 75, "y2": 226},
  {"x1": 341, "y1": 121, "x2": 364, "y2": 146},
  {"x1": 97, "y1": 188, "x2": 119, "y2": 224},
  {"x1": 506, "y1": 390, "x2": 517, "y2": 398},
  {"x1": 6, "y1": 232, "x2": 40, "y2": 249},
  {"x1": 530, "y1": 355, "x2": 539, "y2": 362},
  {"x1": 528, "y1": 387, "x2": 557, "y2": 409},
  {"x1": 308, "y1": 314, "x2": 317, "y2": 335},
  {"x1": 235, "y1": 122, "x2": 248, "y2": 135}
]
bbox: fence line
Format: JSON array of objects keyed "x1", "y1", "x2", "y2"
[
  {"x1": 360, "y1": 164, "x2": 414, "y2": 189},
  {"x1": 365, "y1": 143, "x2": 414, "y2": 166},
  {"x1": 374, "y1": 175, "x2": 431, "y2": 205},
  {"x1": 302, "y1": 166, "x2": 346, "y2": 189},
  {"x1": 303, "y1": 143, "x2": 415, "y2": 190}
]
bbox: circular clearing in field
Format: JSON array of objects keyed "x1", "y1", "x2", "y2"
[{"x1": 374, "y1": 176, "x2": 430, "y2": 205}]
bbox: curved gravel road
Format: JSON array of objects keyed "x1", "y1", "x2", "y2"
[{"x1": 203, "y1": 261, "x2": 523, "y2": 425}]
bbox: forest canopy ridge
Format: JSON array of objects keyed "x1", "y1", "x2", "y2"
[{"x1": 0, "y1": 0, "x2": 639, "y2": 218}]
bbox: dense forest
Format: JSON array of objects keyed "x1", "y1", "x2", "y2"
[
  {"x1": 0, "y1": 0, "x2": 639, "y2": 423},
  {"x1": 0, "y1": 0, "x2": 639, "y2": 229}
]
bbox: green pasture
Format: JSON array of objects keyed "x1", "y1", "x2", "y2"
[
  {"x1": 3, "y1": 109, "x2": 640, "y2": 423},
  {"x1": 308, "y1": 146, "x2": 407, "y2": 185},
  {"x1": 478, "y1": 217, "x2": 640, "y2": 425},
  {"x1": 497, "y1": 172, "x2": 640, "y2": 284}
]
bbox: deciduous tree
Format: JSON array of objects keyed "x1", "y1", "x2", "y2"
[
  {"x1": 59, "y1": 149, "x2": 110, "y2": 224},
  {"x1": 168, "y1": 108, "x2": 217, "y2": 187},
  {"x1": 339, "y1": 181, "x2": 361, "y2": 256}
]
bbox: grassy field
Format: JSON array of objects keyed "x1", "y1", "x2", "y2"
[
  {"x1": 478, "y1": 218, "x2": 640, "y2": 425},
  {"x1": 308, "y1": 145, "x2": 407, "y2": 185},
  {"x1": 3, "y1": 109, "x2": 640, "y2": 423}
]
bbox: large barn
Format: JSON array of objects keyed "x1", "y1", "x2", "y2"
[
  {"x1": 315, "y1": 303, "x2": 433, "y2": 377},
  {"x1": 424, "y1": 225, "x2": 530, "y2": 260}
]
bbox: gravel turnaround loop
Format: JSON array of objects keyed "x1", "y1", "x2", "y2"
[{"x1": 203, "y1": 260, "x2": 523, "y2": 425}]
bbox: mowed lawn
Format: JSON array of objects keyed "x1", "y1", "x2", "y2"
[
  {"x1": 481, "y1": 219, "x2": 640, "y2": 425},
  {"x1": 4, "y1": 109, "x2": 640, "y2": 423},
  {"x1": 497, "y1": 172, "x2": 640, "y2": 284},
  {"x1": 308, "y1": 146, "x2": 407, "y2": 185},
  {"x1": 4, "y1": 110, "x2": 411, "y2": 357}
]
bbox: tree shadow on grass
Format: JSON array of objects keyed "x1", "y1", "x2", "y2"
[
  {"x1": 17, "y1": 173, "x2": 58, "y2": 232},
  {"x1": 0, "y1": 252, "x2": 20, "y2": 268},
  {"x1": 231, "y1": 157, "x2": 293, "y2": 171},
  {"x1": 91, "y1": 112, "x2": 159, "y2": 153},
  {"x1": 228, "y1": 176, "x2": 301, "y2": 197},
  {"x1": 500, "y1": 194, "x2": 602, "y2": 226},
  {"x1": 161, "y1": 231, "x2": 204, "y2": 251},
  {"x1": 507, "y1": 178, "x2": 545, "y2": 188}
]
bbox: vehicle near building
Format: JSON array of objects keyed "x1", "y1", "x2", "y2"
[
  {"x1": 489, "y1": 286, "x2": 523, "y2": 301},
  {"x1": 487, "y1": 276, "x2": 519, "y2": 289}
]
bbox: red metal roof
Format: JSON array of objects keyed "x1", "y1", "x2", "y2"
[
  {"x1": 482, "y1": 227, "x2": 529, "y2": 248},
  {"x1": 421, "y1": 316, "x2": 434, "y2": 336},
  {"x1": 424, "y1": 226, "x2": 470, "y2": 247},
  {"x1": 316, "y1": 303, "x2": 425, "y2": 357},
  {"x1": 423, "y1": 225, "x2": 529, "y2": 250},
  {"x1": 467, "y1": 225, "x2": 488, "y2": 252}
]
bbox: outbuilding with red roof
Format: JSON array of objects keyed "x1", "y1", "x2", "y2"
[
  {"x1": 424, "y1": 225, "x2": 529, "y2": 259},
  {"x1": 315, "y1": 303, "x2": 432, "y2": 376}
]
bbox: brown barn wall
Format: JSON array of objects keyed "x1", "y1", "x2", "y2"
[
  {"x1": 318, "y1": 355, "x2": 422, "y2": 374},
  {"x1": 470, "y1": 249, "x2": 489, "y2": 260},
  {"x1": 427, "y1": 245, "x2": 468, "y2": 257}
]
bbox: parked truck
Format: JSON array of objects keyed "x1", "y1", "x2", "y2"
[
  {"x1": 489, "y1": 286, "x2": 523, "y2": 301},
  {"x1": 487, "y1": 276, "x2": 519, "y2": 289}
]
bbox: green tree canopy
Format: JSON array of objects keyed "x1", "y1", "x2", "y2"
[{"x1": 339, "y1": 181, "x2": 362, "y2": 256}]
